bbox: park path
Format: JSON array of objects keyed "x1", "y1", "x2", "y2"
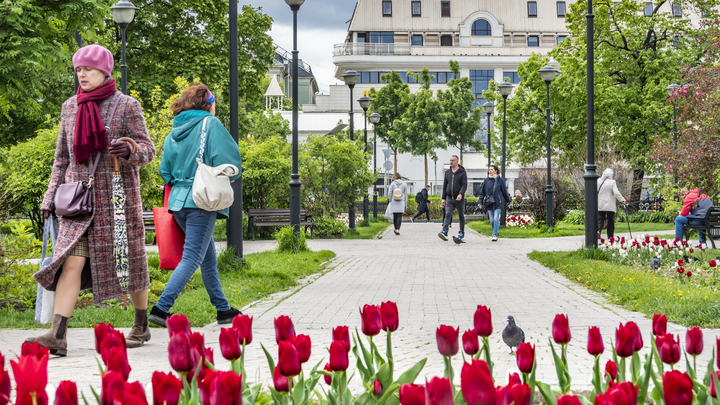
[{"x1": 0, "y1": 224, "x2": 715, "y2": 401}]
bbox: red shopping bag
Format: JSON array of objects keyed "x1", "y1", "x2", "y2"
[{"x1": 153, "y1": 186, "x2": 185, "y2": 270}]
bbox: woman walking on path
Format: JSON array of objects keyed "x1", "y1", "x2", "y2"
[
  {"x1": 150, "y1": 84, "x2": 243, "y2": 327},
  {"x1": 388, "y1": 173, "x2": 408, "y2": 235},
  {"x1": 29, "y1": 45, "x2": 156, "y2": 356},
  {"x1": 597, "y1": 168, "x2": 626, "y2": 239},
  {"x1": 477, "y1": 165, "x2": 511, "y2": 241}
]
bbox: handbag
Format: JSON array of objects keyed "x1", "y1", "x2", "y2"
[
  {"x1": 154, "y1": 186, "x2": 186, "y2": 270},
  {"x1": 192, "y1": 117, "x2": 239, "y2": 211},
  {"x1": 35, "y1": 217, "x2": 59, "y2": 324},
  {"x1": 54, "y1": 94, "x2": 123, "y2": 217},
  {"x1": 484, "y1": 178, "x2": 499, "y2": 205}
]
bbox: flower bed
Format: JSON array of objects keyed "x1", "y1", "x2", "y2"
[{"x1": 506, "y1": 215, "x2": 534, "y2": 229}]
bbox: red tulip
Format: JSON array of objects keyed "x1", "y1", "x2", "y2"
[
  {"x1": 462, "y1": 329, "x2": 480, "y2": 356},
  {"x1": 21, "y1": 342, "x2": 49, "y2": 360},
  {"x1": 360, "y1": 305, "x2": 382, "y2": 337},
  {"x1": 278, "y1": 340, "x2": 301, "y2": 377},
  {"x1": 516, "y1": 342, "x2": 535, "y2": 374},
  {"x1": 625, "y1": 321, "x2": 643, "y2": 352},
  {"x1": 717, "y1": 338, "x2": 720, "y2": 370},
  {"x1": 11, "y1": 354, "x2": 49, "y2": 405},
  {"x1": 597, "y1": 382, "x2": 638, "y2": 405},
  {"x1": 323, "y1": 363, "x2": 332, "y2": 385},
  {"x1": 0, "y1": 353, "x2": 9, "y2": 405},
  {"x1": 558, "y1": 395, "x2": 582, "y2": 405},
  {"x1": 54, "y1": 381, "x2": 78, "y2": 405},
  {"x1": 587, "y1": 326, "x2": 604, "y2": 356},
  {"x1": 219, "y1": 328, "x2": 242, "y2": 361},
  {"x1": 399, "y1": 384, "x2": 426, "y2": 405},
  {"x1": 94, "y1": 323, "x2": 115, "y2": 354},
  {"x1": 100, "y1": 371, "x2": 125, "y2": 405},
  {"x1": 436, "y1": 325, "x2": 459, "y2": 357},
  {"x1": 710, "y1": 371, "x2": 720, "y2": 398},
  {"x1": 605, "y1": 360, "x2": 618, "y2": 381},
  {"x1": 652, "y1": 314, "x2": 667, "y2": 336},
  {"x1": 657, "y1": 334, "x2": 681, "y2": 366},
  {"x1": 100, "y1": 329, "x2": 127, "y2": 357},
  {"x1": 198, "y1": 370, "x2": 217, "y2": 405},
  {"x1": 710, "y1": 260, "x2": 717, "y2": 267},
  {"x1": 509, "y1": 373, "x2": 522, "y2": 384},
  {"x1": 424, "y1": 377, "x2": 454, "y2": 405},
  {"x1": 273, "y1": 365, "x2": 289, "y2": 392},
  {"x1": 374, "y1": 380, "x2": 383, "y2": 395},
  {"x1": 663, "y1": 371, "x2": 694, "y2": 405},
  {"x1": 615, "y1": 323, "x2": 636, "y2": 358},
  {"x1": 474, "y1": 305, "x2": 493, "y2": 337},
  {"x1": 496, "y1": 380, "x2": 532, "y2": 405},
  {"x1": 231, "y1": 314, "x2": 253, "y2": 345},
  {"x1": 552, "y1": 314, "x2": 571, "y2": 344},
  {"x1": 329, "y1": 341, "x2": 349, "y2": 371},
  {"x1": 208, "y1": 370, "x2": 242, "y2": 405},
  {"x1": 102, "y1": 345, "x2": 132, "y2": 381},
  {"x1": 168, "y1": 332, "x2": 200, "y2": 373},
  {"x1": 332, "y1": 326, "x2": 350, "y2": 351},
  {"x1": 380, "y1": 301, "x2": 399, "y2": 332},
  {"x1": 167, "y1": 314, "x2": 192, "y2": 338},
  {"x1": 112, "y1": 381, "x2": 148, "y2": 405},
  {"x1": 461, "y1": 359, "x2": 496, "y2": 405},
  {"x1": 274, "y1": 315, "x2": 296, "y2": 343},
  {"x1": 685, "y1": 327, "x2": 703, "y2": 356},
  {"x1": 152, "y1": 372, "x2": 182, "y2": 405}
]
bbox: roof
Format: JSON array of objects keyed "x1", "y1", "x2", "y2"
[
  {"x1": 264, "y1": 76, "x2": 285, "y2": 97},
  {"x1": 278, "y1": 111, "x2": 351, "y2": 135}
]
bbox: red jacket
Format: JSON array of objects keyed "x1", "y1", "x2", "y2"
[{"x1": 680, "y1": 189, "x2": 709, "y2": 216}]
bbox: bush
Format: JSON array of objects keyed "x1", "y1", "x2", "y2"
[
  {"x1": 313, "y1": 216, "x2": 348, "y2": 238},
  {"x1": 0, "y1": 222, "x2": 42, "y2": 310},
  {"x1": 615, "y1": 210, "x2": 675, "y2": 224},
  {"x1": 515, "y1": 173, "x2": 581, "y2": 223},
  {"x1": 565, "y1": 210, "x2": 585, "y2": 225},
  {"x1": 217, "y1": 247, "x2": 246, "y2": 273},
  {"x1": 275, "y1": 226, "x2": 309, "y2": 253}
]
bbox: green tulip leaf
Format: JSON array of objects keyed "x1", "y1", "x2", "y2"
[
  {"x1": 536, "y1": 381, "x2": 558, "y2": 405},
  {"x1": 355, "y1": 392, "x2": 375, "y2": 405},
  {"x1": 376, "y1": 383, "x2": 401, "y2": 405},
  {"x1": 327, "y1": 390, "x2": 339, "y2": 405},
  {"x1": 528, "y1": 355, "x2": 538, "y2": 405},
  {"x1": 261, "y1": 343, "x2": 276, "y2": 373},
  {"x1": 454, "y1": 387, "x2": 468, "y2": 405},
  {"x1": 637, "y1": 352, "x2": 653, "y2": 405},
  {"x1": 548, "y1": 338, "x2": 568, "y2": 393},
  {"x1": 650, "y1": 367, "x2": 664, "y2": 403},
  {"x1": 353, "y1": 340, "x2": 372, "y2": 382},
  {"x1": 591, "y1": 355, "x2": 602, "y2": 402},
  {"x1": 649, "y1": 387, "x2": 663, "y2": 405},
  {"x1": 386, "y1": 331, "x2": 394, "y2": 362},
  {"x1": 618, "y1": 357, "x2": 627, "y2": 383},
  {"x1": 685, "y1": 351, "x2": 697, "y2": 381},
  {"x1": 395, "y1": 358, "x2": 427, "y2": 386},
  {"x1": 710, "y1": 364, "x2": 720, "y2": 405},
  {"x1": 631, "y1": 352, "x2": 641, "y2": 384},
  {"x1": 89, "y1": 386, "x2": 101, "y2": 405},
  {"x1": 482, "y1": 337, "x2": 495, "y2": 379},
  {"x1": 269, "y1": 387, "x2": 283, "y2": 405},
  {"x1": 293, "y1": 372, "x2": 306, "y2": 405},
  {"x1": 578, "y1": 395, "x2": 593, "y2": 405},
  {"x1": 356, "y1": 329, "x2": 376, "y2": 376},
  {"x1": 377, "y1": 362, "x2": 393, "y2": 392},
  {"x1": 703, "y1": 349, "x2": 716, "y2": 387},
  {"x1": 651, "y1": 338, "x2": 664, "y2": 375},
  {"x1": 373, "y1": 339, "x2": 387, "y2": 368},
  {"x1": 385, "y1": 393, "x2": 401, "y2": 405}
]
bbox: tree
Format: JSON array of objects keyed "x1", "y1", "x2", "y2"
[
  {"x1": 393, "y1": 68, "x2": 446, "y2": 186},
  {"x1": 437, "y1": 61, "x2": 483, "y2": 166},
  {"x1": 247, "y1": 110, "x2": 290, "y2": 142},
  {"x1": 238, "y1": 136, "x2": 292, "y2": 210},
  {"x1": 368, "y1": 71, "x2": 410, "y2": 172}
]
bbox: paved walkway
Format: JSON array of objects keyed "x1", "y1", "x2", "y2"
[{"x1": 1, "y1": 224, "x2": 714, "y2": 400}]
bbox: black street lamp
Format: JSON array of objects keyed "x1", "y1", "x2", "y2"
[
  {"x1": 498, "y1": 82, "x2": 513, "y2": 226},
  {"x1": 342, "y1": 69, "x2": 360, "y2": 232},
  {"x1": 286, "y1": 0, "x2": 305, "y2": 235},
  {"x1": 584, "y1": 0, "x2": 599, "y2": 247},
  {"x1": 358, "y1": 95, "x2": 372, "y2": 225},
  {"x1": 227, "y1": 0, "x2": 244, "y2": 262},
  {"x1": 666, "y1": 83, "x2": 680, "y2": 188},
  {"x1": 110, "y1": 0, "x2": 138, "y2": 95},
  {"x1": 539, "y1": 64, "x2": 559, "y2": 230},
  {"x1": 482, "y1": 101, "x2": 495, "y2": 171},
  {"x1": 370, "y1": 112, "x2": 381, "y2": 219}
]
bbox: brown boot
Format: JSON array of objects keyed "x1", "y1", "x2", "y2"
[
  {"x1": 126, "y1": 308, "x2": 151, "y2": 348},
  {"x1": 25, "y1": 314, "x2": 68, "y2": 357}
]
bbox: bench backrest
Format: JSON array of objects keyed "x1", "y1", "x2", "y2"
[{"x1": 248, "y1": 209, "x2": 309, "y2": 222}]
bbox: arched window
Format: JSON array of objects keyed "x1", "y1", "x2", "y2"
[{"x1": 471, "y1": 20, "x2": 491, "y2": 36}]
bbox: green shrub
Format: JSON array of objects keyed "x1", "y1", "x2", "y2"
[
  {"x1": 616, "y1": 210, "x2": 675, "y2": 224},
  {"x1": 217, "y1": 247, "x2": 246, "y2": 273},
  {"x1": 313, "y1": 216, "x2": 348, "y2": 238},
  {"x1": 0, "y1": 223, "x2": 42, "y2": 310},
  {"x1": 275, "y1": 226, "x2": 309, "y2": 253},
  {"x1": 565, "y1": 210, "x2": 585, "y2": 225}
]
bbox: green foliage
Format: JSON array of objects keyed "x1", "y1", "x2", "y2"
[
  {"x1": 238, "y1": 136, "x2": 292, "y2": 210},
  {"x1": 368, "y1": 71, "x2": 411, "y2": 171},
  {"x1": 565, "y1": 210, "x2": 585, "y2": 225},
  {"x1": 246, "y1": 110, "x2": 290, "y2": 142},
  {"x1": 217, "y1": 247, "x2": 246, "y2": 273},
  {"x1": 615, "y1": 210, "x2": 675, "y2": 224},
  {"x1": 313, "y1": 216, "x2": 348, "y2": 238},
  {"x1": 275, "y1": 226, "x2": 308, "y2": 254},
  {"x1": 0, "y1": 222, "x2": 42, "y2": 310}
]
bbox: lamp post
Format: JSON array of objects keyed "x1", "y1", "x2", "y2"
[
  {"x1": 285, "y1": 0, "x2": 305, "y2": 235},
  {"x1": 539, "y1": 64, "x2": 559, "y2": 230},
  {"x1": 370, "y1": 112, "x2": 381, "y2": 219},
  {"x1": 342, "y1": 69, "x2": 360, "y2": 232},
  {"x1": 666, "y1": 83, "x2": 680, "y2": 188},
  {"x1": 482, "y1": 101, "x2": 495, "y2": 172},
  {"x1": 498, "y1": 82, "x2": 513, "y2": 226},
  {"x1": 110, "y1": 0, "x2": 138, "y2": 95},
  {"x1": 358, "y1": 95, "x2": 372, "y2": 225},
  {"x1": 584, "y1": 0, "x2": 599, "y2": 247}
]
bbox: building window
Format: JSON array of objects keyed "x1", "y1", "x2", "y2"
[
  {"x1": 441, "y1": 1, "x2": 451, "y2": 17},
  {"x1": 557, "y1": 35, "x2": 567, "y2": 44},
  {"x1": 369, "y1": 32, "x2": 394, "y2": 43},
  {"x1": 557, "y1": 1, "x2": 566, "y2": 16},
  {"x1": 470, "y1": 70, "x2": 493, "y2": 106},
  {"x1": 358, "y1": 72, "x2": 390, "y2": 84},
  {"x1": 411, "y1": 35, "x2": 423, "y2": 46},
  {"x1": 471, "y1": 20, "x2": 492, "y2": 36},
  {"x1": 528, "y1": 1, "x2": 537, "y2": 17},
  {"x1": 382, "y1": 1, "x2": 392, "y2": 16},
  {"x1": 672, "y1": 3, "x2": 682, "y2": 16},
  {"x1": 441, "y1": 35, "x2": 453, "y2": 46},
  {"x1": 528, "y1": 36, "x2": 539, "y2": 47},
  {"x1": 503, "y1": 72, "x2": 521, "y2": 84},
  {"x1": 644, "y1": 2, "x2": 653, "y2": 16},
  {"x1": 434, "y1": 72, "x2": 458, "y2": 83},
  {"x1": 411, "y1": 1, "x2": 421, "y2": 16}
]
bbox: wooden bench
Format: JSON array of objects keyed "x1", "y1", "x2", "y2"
[
  {"x1": 247, "y1": 209, "x2": 314, "y2": 241},
  {"x1": 143, "y1": 211, "x2": 156, "y2": 245},
  {"x1": 683, "y1": 205, "x2": 720, "y2": 249}
]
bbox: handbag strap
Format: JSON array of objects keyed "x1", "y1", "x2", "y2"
[
  {"x1": 597, "y1": 178, "x2": 608, "y2": 195},
  {"x1": 199, "y1": 117, "x2": 209, "y2": 162},
  {"x1": 89, "y1": 93, "x2": 124, "y2": 186}
]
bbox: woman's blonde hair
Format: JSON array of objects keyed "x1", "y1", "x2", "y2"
[{"x1": 392, "y1": 173, "x2": 401, "y2": 180}]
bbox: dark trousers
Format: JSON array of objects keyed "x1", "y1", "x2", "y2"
[
  {"x1": 413, "y1": 207, "x2": 430, "y2": 221},
  {"x1": 442, "y1": 198, "x2": 465, "y2": 233},
  {"x1": 393, "y1": 213, "x2": 403, "y2": 230},
  {"x1": 598, "y1": 211, "x2": 615, "y2": 238}
]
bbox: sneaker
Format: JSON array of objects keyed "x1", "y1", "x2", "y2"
[
  {"x1": 410, "y1": 218, "x2": 414, "y2": 223},
  {"x1": 217, "y1": 307, "x2": 243, "y2": 325},
  {"x1": 492, "y1": 236, "x2": 498, "y2": 242},
  {"x1": 458, "y1": 232, "x2": 465, "y2": 240},
  {"x1": 438, "y1": 231, "x2": 448, "y2": 241},
  {"x1": 148, "y1": 306, "x2": 171, "y2": 328}
]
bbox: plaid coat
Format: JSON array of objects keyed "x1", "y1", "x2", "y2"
[{"x1": 37, "y1": 91, "x2": 155, "y2": 303}]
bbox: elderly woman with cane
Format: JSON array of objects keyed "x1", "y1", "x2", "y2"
[{"x1": 27, "y1": 44, "x2": 156, "y2": 356}]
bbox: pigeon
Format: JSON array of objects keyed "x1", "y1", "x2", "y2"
[
  {"x1": 683, "y1": 254, "x2": 701, "y2": 263},
  {"x1": 650, "y1": 256, "x2": 661, "y2": 270},
  {"x1": 452, "y1": 236, "x2": 465, "y2": 245},
  {"x1": 502, "y1": 315, "x2": 525, "y2": 354}
]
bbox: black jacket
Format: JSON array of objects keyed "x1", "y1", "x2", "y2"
[
  {"x1": 442, "y1": 165, "x2": 467, "y2": 200},
  {"x1": 417, "y1": 189, "x2": 430, "y2": 211},
  {"x1": 477, "y1": 176, "x2": 511, "y2": 210}
]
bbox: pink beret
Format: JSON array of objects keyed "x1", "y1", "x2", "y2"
[{"x1": 72, "y1": 44, "x2": 114, "y2": 76}]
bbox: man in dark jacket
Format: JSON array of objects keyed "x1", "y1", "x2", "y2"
[
  {"x1": 439, "y1": 155, "x2": 467, "y2": 241},
  {"x1": 412, "y1": 185, "x2": 432, "y2": 222},
  {"x1": 676, "y1": 187, "x2": 713, "y2": 246}
]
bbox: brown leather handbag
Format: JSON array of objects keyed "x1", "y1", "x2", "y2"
[{"x1": 54, "y1": 93, "x2": 123, "y2": 217}]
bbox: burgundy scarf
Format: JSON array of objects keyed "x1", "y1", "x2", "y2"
[{"x1": 73, "y1": 78, "x2": 119, "y2": 163}]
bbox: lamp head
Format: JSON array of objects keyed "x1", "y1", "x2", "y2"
[
  {"x1": 665, "y1": 83, "x2": 680, "y2": 97},
  {"x1": 358, "y1": 95, "x2": 372, "y2": 111},
  {"x1": 482, "y1": 101, "x2": 496, "y2": 114},
  {"x1": 285, "y1": 0, "x2": 306, "y2": 6},
  {"x1": 498, "y1": 82, "x2": 514, "y2": 97},
  {"x1": 111, "y1": 0, "x2": 139, "y2": 24},
  {"x1": 369, "y1": 112, "x2": 381, "y2": 124},
  {"x1": 538, "y1": 65, "x2": 559, "y2": 83},
  {"x1": 342, "y1": 69, "x2": 360, "y2": 87}
]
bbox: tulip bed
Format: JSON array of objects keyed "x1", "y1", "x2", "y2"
[{"x1": 3, "y1": 302, "x2": 720, "y2": 405}]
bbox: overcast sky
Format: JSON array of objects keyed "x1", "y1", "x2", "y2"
[{"x1": 238, "y1": 0, "x2": 357, "y2": 93}]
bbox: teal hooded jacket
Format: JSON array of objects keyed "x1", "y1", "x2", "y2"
[{"x1": 159, "y1": 110, "x2": 242, "y2": 218}]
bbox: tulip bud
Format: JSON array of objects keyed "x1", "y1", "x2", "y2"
[
  {"x1": 167, "y1": 332, "x2": 198, "y2": 373},
  {"x1": 198, "y1": 370, "x2": 217, "y2": 405},
  {"x1": 94, "y1": 323, "x2": 115, "y2": 355},
  {"x1": 21, "y1": 341, "x2": 49, "y2": 360},
  {"x1": 323, "y1": 363, "x2": 333, "y2": 385},
  {"x1": 232, "y1": 315, "x2": 253, "y2": 345},
  {"x1": 399, "y1": 383, "x2": 426, "y2": 405},
  {"x1": 652, "y1": 314, "x2": 667, "y2": 336},
  {"x1": 473, "y1": 305, "x2": 493, "y2": 337},
  {"x1": 710, "y1": 371, "x2": 720, "y2": 398},
  {"x1": 54, "y1": 381, "x2": 78, "y2": 405},
  {"x1": 0, "y1": 353, "x2": 9, "y2": 405},
  {"x1": 663, "y1": 370, "x2": 694, "y2": 405},
  {"x1": 273, "y1": 365, "x2": 290, "y2": 392},
  {"x1": 208, "y1": 371, "x2": 242, "y2": 405},
  {"x1": 102, "y1": 345, "x2": 132, "y2": 381},
  {"x1": 373, "y1": 380, "x2": 383, "y2": 395},
  {"x1": 274, "y1": 315, "x2": 296, "y2": 343},
  {"x1": 167, "y1": 314, "x2": 192, "y2": 338},
  {"x1": 360, "y1": 305, "x2": 382, "y2": 337},
  {"x1": 496, "y1": 380, "x2": 532, "y2": 405},
  {"x1": 685, "y1": 327, "x2": 703, "y2": 356},
  {"x1": 461, "y1": 359, "x2": 495, "y2": 405},
  {"x1": 657, "y1": 334, "x2": 681, "y2": 366},
  {"x1": 219, "y1": 328, "x2": 242, "y2": 361},
  {"x1": 295, "y1": 334, "x2": 312, "y2": 364},
  {"x1": 552, "y1": 314, "x2": 571, "y2": 345},
  {"x1": 278, "y1": 341, "x2": 301, "y2": 377},
  {"x1": 462, "y1": 329, "x2": 480, "y2": 356},
  {"x1": 615, "y1": 323, "x2": 636, "y2": 358},
  {"x1": 436, "y1": 325, "x2": 459, "y2": 357},
  {"x1": 717, "y1": 338, "x2": 720, "y2": 370},
  {"x1": 557, "y1": 395, "x2": 582, "y2": 405},
  {"x1": 424, "y1": 377, "x2": 454, "y2": 405},
  {"x1": 605, "y1": 360, "x2": 618, "y2": 381},
  {"x1": 380, "y1": 301, "x2": 399, "y2": 332},
  {"x1": 329, "y1": 341, "x2": 349, "y2": 371},
  {"x1": 100, "y1": 370, "x2": 125, "y2": 405},
  {"x1": 151, "y1": 372, "x2": 181, "y2": 405},
  {"x1": 516, "y1": 343, "x2": 535, "y2": 374},
  {"x1": 587, "y1": 326, "x2": 604, "y2": 356},
  {"x1": 509, "y1": 373, "x2": 522, "y2": 385}
]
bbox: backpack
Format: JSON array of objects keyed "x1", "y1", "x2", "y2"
[
  {"x1": 393, "y1": 182, "x2": 403, "y2": 201},
  {"x1": 415, "y1": 190, "x2": 423, "y2": 203}
]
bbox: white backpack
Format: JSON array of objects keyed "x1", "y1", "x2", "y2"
[
  {"x1": 392, "y1": 181, "x2": 403, "y2": 201},
  {"x1": 192, "y1": 117, "x2": 239, "y2": 211}
]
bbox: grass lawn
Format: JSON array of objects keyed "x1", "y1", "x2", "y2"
[
  {"x1": 0, "y1": 249, "x2": 336, "y2": 329},
  {"x1": 344, "y1": 220, "x2": 390, "y2": 239},
  {"x1": 529, "y1": 249, "x2": 720, "y2": 328},
  {"x1": 467, "y1": 220, "x2": 674, "y2": 238}
]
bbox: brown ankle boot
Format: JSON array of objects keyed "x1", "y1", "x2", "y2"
[
  {"x1": 25, "y1": 314, "x2": 68, "y2": 357},
  {"x1": 126, "y1": 308, "x2": 151, "y2": 348}
]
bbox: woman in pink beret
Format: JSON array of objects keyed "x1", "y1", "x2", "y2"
[{"x1": 26, "y1": 44, "x2": 156, "y2": 355}]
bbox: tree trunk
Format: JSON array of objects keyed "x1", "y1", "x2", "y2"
[
  {"x1": 393, "y1": 148, "x2": 398, "y2": 174},
  {"x1": 460, "y1": 148, "x2": 464, "y2": 167},
  {"x1": 629, "y1": 169, "x2": 644, "y2": 214},
  {"x1": 424, "y1": 154, "x2": 429, "y2": 188}
]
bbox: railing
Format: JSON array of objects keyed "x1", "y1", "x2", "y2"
[
  {"x1": 333, "y1": 43, "x2": 555, "y2": 57},
  {"x1": 638, "y1": 198, "x2": 665, "y2": 212},
  {"x1": 275, "y1": 43, "x2": 313, "y2": 74}
]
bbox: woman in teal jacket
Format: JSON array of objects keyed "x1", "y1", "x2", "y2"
[{"x1": 150, "y1": 84, "x2": 243, "y2": 327}]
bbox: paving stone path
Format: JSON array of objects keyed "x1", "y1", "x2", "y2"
[{"x1": 1, "y1": 223, "x2": 716, "y2": 401}]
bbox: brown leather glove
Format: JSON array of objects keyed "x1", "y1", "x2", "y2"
[{"x1": 108, "y1": 140, "x2": 131, "y2": 158}]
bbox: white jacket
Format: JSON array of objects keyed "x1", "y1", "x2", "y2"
[{"x1": 597, "y1": 168, "x2": 625, "y2": 212}]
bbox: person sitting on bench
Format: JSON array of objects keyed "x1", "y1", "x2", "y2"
[{"x1": 675, "y1": 187, "x2": 713, "y2": 246}]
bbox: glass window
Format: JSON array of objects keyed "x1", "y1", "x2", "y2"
[
  {"x1": 441, "y1": 1, "x2": 451, "y2": 17},
  {"x1": 672, "y1": 3, "x2": 682, "y2": 16},
  {"x1": 528, "y1": 36, "x2": 539, "y2": 47},
  {"x1": 369, "y1": 32, "x2": 394, "y2": 43},
  {"x1": 644, "y1": 2, "x2": 653, "y2": 16},
  {"x1": 399, "y1": 72, "x2": 408, "y2": 82},
  {"x1": 470, "y1": 70, "x2": 493, "y2": 107},
  {"x1": 412, "y1": 1, "x2": 421, "y2": 16},
  {"x1": 441, "y1": 35, "x2": 453, "y2": 46},
  {"x1": 407, "y1": 72, "x2": 417, "y2": 83},
  {"x1": 471, "y1": 20, "x2": 492, "y2": 36},
  {"x1": 556, "y1": 35, "x2": 567, "y2": 44},
  {"x1": 411, "y1": 35, "x2": 423, "y2": 46},
  {"x1": 557, "y1": 1, "x2": 566, "y2": 16},
  {"x1": 382, "y1": 1, "x2": 392, "y2": 16},
  {"x1": 528, "y1": 1, "x2": 537, "y2": 16},
  {"x1": 503, "y1": 72, "x2": 521, "y2": 84}
]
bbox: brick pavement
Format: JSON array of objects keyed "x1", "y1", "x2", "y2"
[{"x1": 1, "y1": 223, "x2": 715, "y2": 401}]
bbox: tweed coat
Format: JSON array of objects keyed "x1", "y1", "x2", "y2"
[{"x1": 37, "y1": 91, "x2": 155, "y2": 303}]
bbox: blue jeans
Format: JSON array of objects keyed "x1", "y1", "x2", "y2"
[
  {"x1": 156, "y1": 208, "x2": 230, "y2": 313},
  {"x1": 487, "y1": 208, "x2": 502, "y2": 237},
  {"x1": 675, "y1": 215, "x2": 706, "y2": 244}
]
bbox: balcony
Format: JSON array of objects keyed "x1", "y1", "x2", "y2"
[{"x1": 333, "y1": 43, "x2": 555, "y2": 57}]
